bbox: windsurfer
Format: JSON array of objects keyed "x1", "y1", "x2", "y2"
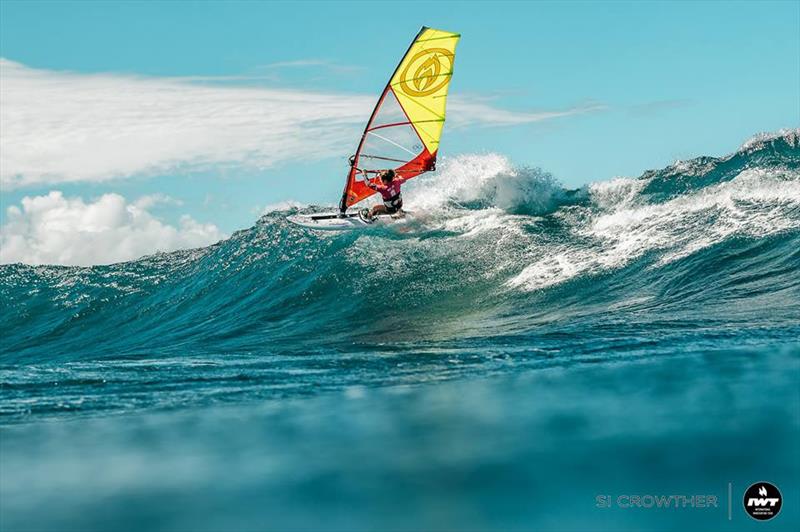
[{"x1": 361, "y1": 169, "x2": 408, "y2": 220}]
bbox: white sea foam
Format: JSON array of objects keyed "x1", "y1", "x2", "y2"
[
  {"x1": 588, "y1": 177, "x2": 645, "y2": 210},
  {"x1": 403, "y1": 153, "x2": 570, "y2": 216},
  {"x1": 739, "y1": 128, "x2": 799, "y2": 152},
  {"x1": 403, "y1": 153, "x2": 514, "y2": 211},
  {"x1": 508, "y1": 167, "x2": 800, "y2": 291}
]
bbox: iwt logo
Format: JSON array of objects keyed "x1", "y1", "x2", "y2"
[{"x1": 743, "y1": 482, "x2": 782, "y2": 521}]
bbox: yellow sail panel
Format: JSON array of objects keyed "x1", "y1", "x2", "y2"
[{"x1": 389, "y1": 28, "x2": 460, "y2": 154}]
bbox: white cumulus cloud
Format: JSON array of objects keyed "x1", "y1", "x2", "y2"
[
  {"x1": 0, "y1": 191, "x2": 225, "y2": 266},
  {"x1": 0, "y1": 59, "x2": 605, "y2": 189}
]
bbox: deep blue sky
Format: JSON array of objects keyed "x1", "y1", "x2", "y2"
[{"x1": 1, "y1": 0, "x2": 798, "y2": 232}]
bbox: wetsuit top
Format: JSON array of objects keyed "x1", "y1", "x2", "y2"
[{"x1": 366, "y1": 176, "x2": 407, "y2": 201}]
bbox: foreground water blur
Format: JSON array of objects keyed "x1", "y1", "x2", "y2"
[{"x1": 2, "y1": 344, "x2": 798, "y2": 531}]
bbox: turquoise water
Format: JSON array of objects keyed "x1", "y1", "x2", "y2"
[{"x1": 2, "y1": 131, "x2": 799, "y2": 531}]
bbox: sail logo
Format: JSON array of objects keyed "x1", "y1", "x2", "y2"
[
  {"x1": 743, "y1": 482, "x2": 782, "y2": 521},
  {"x1": 398, "y1": 48, "x2": 454, "y2": 97}
]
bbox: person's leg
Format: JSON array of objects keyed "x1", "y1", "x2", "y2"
[{"x1": 370, "y1": 205, "x2": 388, "y2": 218}]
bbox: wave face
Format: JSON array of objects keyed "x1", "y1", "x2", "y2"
[
  {"x1": 2, "y1": 130, "x2": 799, "y2": 418},
  {"x1": 2, "y1": 131, "x2": 800, "y2": 532}
]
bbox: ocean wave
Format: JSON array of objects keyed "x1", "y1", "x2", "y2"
[
  {"x1": 1, "y1": 131, "x2": 799, "y2": 367},
  {"x1": 638, "y1": 128, "x2": 800, "y2": 202}
]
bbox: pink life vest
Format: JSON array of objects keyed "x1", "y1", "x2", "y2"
[{"x1": 374, "y1": 181, "x2": 402, "y2": 201}]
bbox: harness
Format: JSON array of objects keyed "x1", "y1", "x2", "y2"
[{"x1": 383, "y1": 191, "x2": 403, "y2": 211}]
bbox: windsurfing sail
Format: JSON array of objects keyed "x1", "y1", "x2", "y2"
[{"x1": 339, "y1": 26, "x2": 460, "y2": 212}]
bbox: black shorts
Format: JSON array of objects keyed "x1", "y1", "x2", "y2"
[
  {"x1": 383, "y1": 199, "x2": 402, "y2": 214},
  {"x1": 383, "y1": 192, "x2": 403, "y2": 214}
]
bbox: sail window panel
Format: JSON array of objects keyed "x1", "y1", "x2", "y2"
[{"x1": 359, "y1": 125, "x2": 423, "y2": 173}]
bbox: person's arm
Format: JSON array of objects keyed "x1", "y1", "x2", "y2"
[{"x1": 363, "y1": 173, "x2": 378, "y2": 190}]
